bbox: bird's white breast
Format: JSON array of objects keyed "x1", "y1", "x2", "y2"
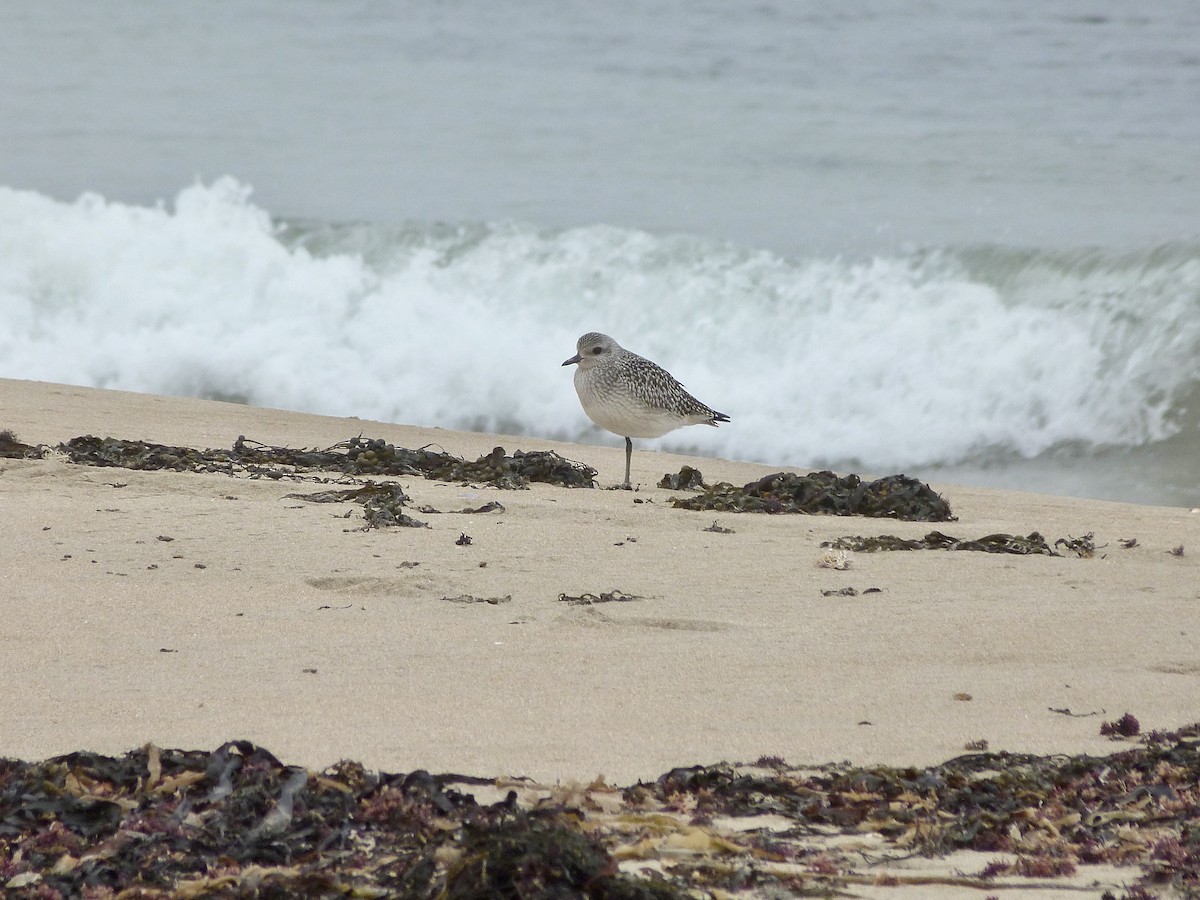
[{"x1": 574, "y1": 366, "x2": 683, "y2": 439}]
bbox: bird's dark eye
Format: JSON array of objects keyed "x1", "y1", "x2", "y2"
[{"x1": 591, "y1": 347, "x2": 602, "y2": 354}]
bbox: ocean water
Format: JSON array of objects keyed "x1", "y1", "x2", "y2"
[{"x1": 1, "y1": 2, "x2": 1198, "y2": 506}]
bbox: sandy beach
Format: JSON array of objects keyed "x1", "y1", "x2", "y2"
[
  {"x1": 3, "y1": 375, "x2": 1197, "y2": 786},
  {"x1": 4, "y1": 376, "x2": 1200, "y2": 897}
]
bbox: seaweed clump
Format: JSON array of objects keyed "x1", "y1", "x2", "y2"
[
  {"x1": 658, "y1": 465, "x2": 706, "y2": 490},
  {"x1": 3, "y1": 732, "x2": 1200, "y2": 897},
  {"x1": 824, "y1": 530, "x2": 1057, "y2": 555},
  {"x1": 1101, "y1": 713, "x2": 1142, "y2": 738},
  {"x1": 623, "y1": 728, "x2": 1200, "y2": 896},
  {"x1": 0, "y1": 430, "x2": 42, "y2": 459},
  {"x1": 445, "y1": 816, "x2": 680, "y2": 899},
  {"x1": 666, "y1": 469, "x2": 953, "y2": 522},
  {"x1": 288, "y1": 482, "x2": 430, "y2": 529},
  {"x1": 0, "y1": 741, "x2": 683, "y2": 899},
  {"x1": 49, "y1": 434, "x2": 596, "y2": 489}
]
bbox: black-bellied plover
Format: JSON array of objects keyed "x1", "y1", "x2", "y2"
[{"x1": 562, "y1": 332, "x2": 730, "y2": 488}]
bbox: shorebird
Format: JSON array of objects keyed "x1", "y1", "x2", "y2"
[{"x1": 562, "y1": 332, "x2": 730, "y2": 488}]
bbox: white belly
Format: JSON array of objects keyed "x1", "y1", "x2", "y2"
[{"x1": 574, "y1": 368, "x2": 691, "y2": 439}]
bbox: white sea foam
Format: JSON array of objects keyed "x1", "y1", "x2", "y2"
[{"x1": 2, "y1": 180, "x2": 1198, "y2": 491}]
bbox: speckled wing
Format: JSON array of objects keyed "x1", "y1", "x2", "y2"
[{"x1": 624, "y1": 353, "x2": 728, "y2": 424}]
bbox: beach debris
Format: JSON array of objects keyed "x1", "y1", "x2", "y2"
[
  {"x1": 1049, "y1": 707, "x2": 1105, "y2": 718},
  {"x1": 557, "y1": 590, "x2": 643, "y2": 605},
  {"x1": 627, "y1": 728, "x2": 1200, "y2": 893},
  {"x1": 338, "y1": 438, "x2": 596, "y2": 488},
  {"x1": 418, "y1": 500, "x2": 507, "y2": 515},
  {"x1": 446, "y1": 811, "x2": 677, "y2": 898},
  {"x1": 1170, "y1": 544, "x2": 1185, "y2": 556},
  {"x1": 702, "y1": 520, "x2": 734, "y2": 533},
  {"x1": 1119, "y1": 537, "x2": 1138, "y2": 548},
  {"x1": 667, "y1": 469, "x2": 954, "y2": 521},
  {"x1": 658, "y1": 465, "x2": 707, "y2": 490},
  {"x1": 248, "y1": 765, "x2": 309, "y2": 840},
  {"x1": 820, "y1": 587, "x2": 859, "y2": 597},
  {"x1": 1055, "y1": 532, "x2": 1105, "y2": 558},
  {"x1": 823, "y1": 531, "x2": 1057, "y2": 555},
  {"x1": 58, "y1": 434, "x2": 217, "y2": 472},
  {"x1": 1100, "y1": 713, "x2": 1141, "y2": 738},
  {"x1": 954, "y1": 693, "x2": 973, "y2": 701},
  {"x1": 46, "y1": 434, "x2": 597, "y2": 488},
  {"x1": 0, "y1": 740, "x2": 667, "y2": 898},
  {"x1": 456, "y1": 532, "x2": 473, "y2": 546},
  {"x1": 816, "y1": 548, "x2": 851, "y2": 569},
  {"x1": 359, "y1": 484, "x2": 427, "y2": 529},
  {"x1": 0, "y1": 429, "x2": 42, "y2": 459},
  {"x1": 442, "y1": 594, "x2": 512, "y2": 605},
  {"x1": 288, "y1": 483, "x2": 427, "y2": 529}
]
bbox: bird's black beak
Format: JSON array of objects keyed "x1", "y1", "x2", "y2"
[{"x1": 561, "y1": 354, "x2": 581, "y2": 367}]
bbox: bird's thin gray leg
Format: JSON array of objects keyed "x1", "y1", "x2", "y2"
[{"x1": 624, "y1": 437, "x2": 633, "y2": 489}]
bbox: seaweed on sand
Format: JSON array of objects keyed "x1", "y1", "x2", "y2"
[
  {"x1": 0, "y1": 741, "x2": 682, "y2": 899},
  {"x1": 444, "y1": 814, "x2": 682, "y2": 900},
  {"x1": 824, "y1": 530, "x2": 1057, "y2": 555},
  {"x1": 4, "y1": 729, "x2": 1199, "y2": 898},
  {"x1": 40, "y1": 434, "x2": 597, "y2": 488},
  {"x1": 0, "y1": 430, "x2": 41, "y2": 459},
  {"x1": 287, "y1": 482, "x2": 429, "y2": 529},
  {"x1": 627, "y1": 728, "x2": 1200, "y2": 895},
  {"x1": 663, "y1": 468, "x2": 954, "y2": 522}
]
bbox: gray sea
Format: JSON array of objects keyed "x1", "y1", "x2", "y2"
[{"x1": 2, "y1": 1, "x2": 1198, "y2": 506}]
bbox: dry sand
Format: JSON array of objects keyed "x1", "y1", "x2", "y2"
[{"x1": 2, "y1": 376, "x2": 1198, "y2": 787}]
